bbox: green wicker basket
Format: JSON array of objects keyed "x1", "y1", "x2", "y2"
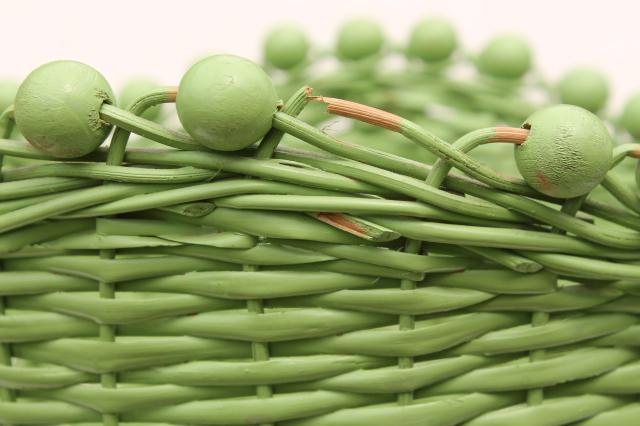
[{"x1": 0, "y1": 49, "x2": 639, "y2": 426}]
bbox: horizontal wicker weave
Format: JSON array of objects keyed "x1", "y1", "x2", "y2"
[{"x1": 1, "y1": 85, "x2": 640, "y2": 426}]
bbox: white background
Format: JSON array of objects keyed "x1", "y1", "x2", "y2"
[{"x1": 3, "y1": 0, "x2": 639, "y2": 110}]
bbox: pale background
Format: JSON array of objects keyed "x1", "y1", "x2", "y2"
[{"x1": 4, "y1": 0, "x2": 638, "y2": 110}]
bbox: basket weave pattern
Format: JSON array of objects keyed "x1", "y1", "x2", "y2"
[{"x1": 0, "y1": 103, "x2": 639, "y2": 425}]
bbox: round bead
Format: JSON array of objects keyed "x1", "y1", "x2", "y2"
[
  {"x1": 14, "y1": 60, "x2": 114, "y2": 158},
  {"x1": 477, "y1": 34, "x2": 532, "y2": 79},
  {"x1": 621, "y1": 93, "x2": 640, "y2": 139},
  {"x1": 558, "y1": 67, "x2": 609, "y2": 113},
  {"x1": 407, "y1": 17, "x2": 457, "y2": 63},
  {"x1": 264, "y1": 24, "x2": 309, "y2": 70},
  {"x1": 119, "y1": 77, "x2": 163, "y2": 121},
  {"x1": 336, "y1": 18, "x2": 384, "y2": 61},
  {"x1": 515, "y1": 104, "x2": 613, "y2": 198},
  {"x1": 176, "y1": 54, "x2": 279, "y2": 151}
]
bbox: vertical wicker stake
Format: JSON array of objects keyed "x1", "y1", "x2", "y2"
[
  {"x1": 100, "y1": 128, "x2": 125, "y2": 426},
  {"x1": 0, "y1": 109, "x2": 15, "y2": 426},
  {"x1": 422, "y1": 126, "x2": 533, "y2": 408},
  {"x1": 528, "y1": 195, "x2": 585, "y2": 405},
  {"x1": 98, "y1": 250, "x2": 118, "y2": 426},
  {"x1": 422, "y1": 124, "x2": 554, "y2": 409},
  {"x1": 97, "y1": 87, "x2": 178, "y2": 426},
  {"x1": 304, "y1": 94, "x2": 426, "y2": 405},
  {"x1": 421, "y1": 121, "x2": 556, "y2": 407},
  {"x1": 244, "y1": 264, "x2": 274, "y2": 426},
  {"x1": 526, "y1": 311, "x2": 548, "y2": 405},
  {"x1": 246, "y1": 86, "x2": 311, "y2": 426},
  {"x1": 397, "y1": 239, "x2": 421, "y2": 405}
]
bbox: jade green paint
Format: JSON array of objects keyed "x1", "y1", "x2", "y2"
[
  {"x1": 2, "y1": 50, "x2": 640, "y2": 425},
  {"x1": 264, "y1": 24, "x2": 310, "y2": 70},
  {"x1": 558, "y1": 67, "x2": 609, "y2": 113},
  {"x1": 176, "y1": 54, "x2": 279, "y2": 151},
  {"x1": 13, "y1": 60, "x2": 115, "y2": 158},
  {"x1": 256, "y1": 85, "x2": 310, "y2": 159},
  {"x1": 464, "y1": 394, "x2": 625, "y2": 426},
  {"x1": 407, "y1": 17, "x2": 457, "y2": 63},
  {"x1": 423, "y1": 348, "x2": 635, "y2": 394},
  {"x1": 454, "y1": 313, "x2": 635, "y2": 355},
  {"x1": 515, "y1": 104, "x2": 613, "y2": 198},
  {"x1": 461, "y1": 182, "x2": 640, "y2": 251},
  {"x1": 2, "y1": 162, "x2": 216, "y2": 183},
  {"x1": 477, "y1": 33, "x2": 532, "y2": 79},
  {"x1": 123, "y1": 355, "x2": 380, "y2": 387},
  {"x1": 621, "y1": 93, "x2": 640, "y2": 138},
  {"x1": 119, "y1": 77, "x2": 163, "y2": 121},
  {"x1": 335, "y1": 18, "x2": 385, "y2": 61},
  {"x1": 340, "y1": 128, "x2": 436, "y2": 164}
]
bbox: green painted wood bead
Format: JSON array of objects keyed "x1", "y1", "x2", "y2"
[
  {"x1": 264, "y1": 24, "x2": 310, "y2": 70},
  {"x1": 119, "y1": 77, "x2": 163, "y2": 121},
  {"x1": 621, "y1": 93, "x2": 640, "y2": 139},
  {"x1": 407, "y1": 17, "x2": 457, "y2": 63},
  {"x1": 176, "y1": 54, "x2": 279, "y2": 151},
  {"x1": 558, "y1": 67, "x2": 609, "y2": 113},
  {"x1": 477, "y1": 34, "x2": 532, "y2": 79},
  {"x1": 515, "y1": 104, "x2": 613, "y2": 198},
  {"x1": 14, "y1": 60, "x2": 114, "y2": 158},
  {"x1": 336, "y1": 18, "x2": 384, "y2": 61}
]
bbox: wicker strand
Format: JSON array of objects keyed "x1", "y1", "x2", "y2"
[
  {"x1": 527, "y1": 311, "x2": 550, "y2": 405},
  {"x1": 98, "y1": 249, "x2": 118, "y2": 426},
  {"x1": 244, "y1": 264, "x2": 274, "y2": 426},
  {"x1": 0, "y1": 114, "x2": 15, "y2": 426},
  {"x1": 95, "y1": 88, "x2": 179, "y2": 426},
  {"x1": 0, "y1": 297, "x2": 15, "y2": 426},
  {"x1": 526, "y1": 196, "x2": 585, "y2": 406},
  {"x1": 397, "y1": 238, "x2": 421, "y2": 405},
  {"x1": 239, "y1": 88, "x2": 311, "y2": 426},
  {"x1": 97, "y1": 100, "x2": 126, "y2": 426},
  {"x1": 93, "y1": 90, "x2": 169, "y2": 426}
]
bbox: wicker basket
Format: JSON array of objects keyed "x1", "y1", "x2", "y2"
[{"x1": 1, "y1": 63, "x2": 640, "y2": 426}]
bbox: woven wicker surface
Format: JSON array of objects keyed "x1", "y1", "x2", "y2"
[{"x1": 1, "y1": 83, "x2": 640, "y2": 426}]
